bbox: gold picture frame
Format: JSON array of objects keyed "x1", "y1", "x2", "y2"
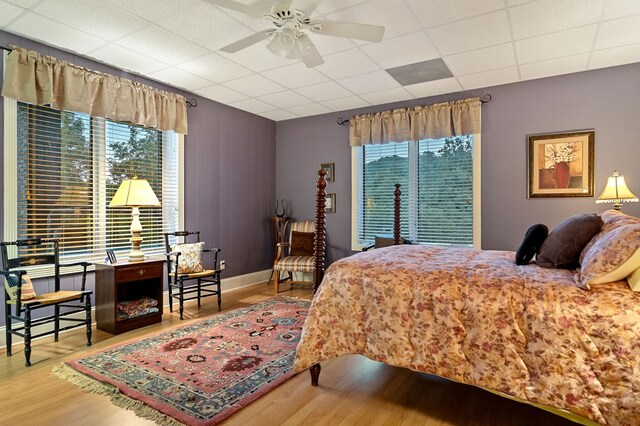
[
  {"x1": 528, "y1": 130, "x2": 595, "y2": 198},
  {"x1": 325, "y1": 193, "x2": 336, "y2": 213},
  {"x1": 320, "y1": 162, "x2": 335, "y2": 182}
]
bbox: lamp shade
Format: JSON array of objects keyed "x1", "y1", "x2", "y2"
[
  {"x1": 596, "y1": 171, "x2": 638, "y2": 209},
  {"x1": 109, "y1": 177, "x2": 160, "y2": 207}
]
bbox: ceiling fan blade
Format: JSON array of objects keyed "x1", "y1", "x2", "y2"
[
  {"x1": 203, "y1": 0, "x2": 269, "y2": 18},
  {"x1": 295, "y1": 35, "x2": 324, "y2": 68},
  {"x1": 220, "y1": 30, "x2": 273, "y2": 53},
  {"x1": 291, "y1": 0, "x2": 323, "y2": 15},
  {"x1": 310, "y1": 20, "x2": 385, "y2": 42}
]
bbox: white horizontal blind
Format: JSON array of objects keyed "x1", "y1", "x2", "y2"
[
  {"x1": 417, "y1": 136, "x2": 473, "y2": 245},
  {"x1": 358, "y1": 136, "x2": 474, "y2": 247},
  {"x1": 16, "y1": 103, "x2": 179, "y2": 261}
]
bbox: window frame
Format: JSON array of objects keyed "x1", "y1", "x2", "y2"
[
  {"x1": 351, "y1": 134, "x2": 481, "y2": 251},
  {"x1": 3, "y1": 96, "x2": 185, "y2": 278}
]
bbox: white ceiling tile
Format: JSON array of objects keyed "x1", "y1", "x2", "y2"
[
  {"x1": 88, "y1": 44, "x2": 166, "y2": 75},
  {"x1": 516, "y1": 25, "x2": 597, "y2": 64},
  {"x1": 510, "y1": 0, "x2": 604, "y2": 40},
  {"x1": 147, "y1": 67, "x2": 213, "y2": 91},
  {"x1": 337, "y1": 70, "x2": 399, "y2": 94},
  {"x1": 309, "y1": 34, "x2": 357, "y2": 56},
  {"x1": 360, "y1": 87, "x2": 413, "y2": 105},
  {"x1": 177, "y1": 53, "x2": 253, "y2": 83},
  {"x1": 7, "y1": 13, "x2": 107, "y2": 54},
  {"x1": 458, "y1": 66, "x2": 519, "y2": 90},
  {"x1": 428, "y1": 10, "x2": 511, "y2": 55},
  {"x1": 506, "y1": 0, "x2": 533, "y2": 5},
  {"x1": 218, "y1": 43, "x2": 299, "y2": 72},
  {"x1": 259, "y1": 109, "x2": 298, "y2": 121},
  {"x1": 192, "y1": 84, "x2": 248, "y2": 104},
  {"x1": 116, "y1": 25, "x2": 208, "y2": 65},
  {"x1": 106, "y1": 0, "x2": 200, "y2": 22},
  {"x1": 315, "y1": 48, "x2": 380, "y2": 79},
  {"x1": 603, "y1": 0, "x2": 640, "y2": 20},
  {"x1": 445, "y1": 43, "x2": 516, "y2": 76},
  {"x1": 320, "y1": 95, "x2": 370, "y2": 111},
  {"x1": 34, "y1": 0, "x2": 148, "y2": 41},
  {"x1": 0, "y1": 1, "x2": 24, "y2": 26},
  {"x1": 286, "y1": 103, "x2": 332, "y2": 117},
  {"x1": 257, "y1": 90, "x2": 314, "y2": 109},
  {"x1": 156, "y1": 2, "x2": 254, "y2": 52},
  {"x1": 3, "y1": 0, "x2": 40, "y2": 8},
  {"x1": 408, "y1": 0, "x2": 505, "y2": 28},
  {"x1": 205, "y1": 0, "x2": 271, "y2": 32},
  {"x1": 404, "y1": 78, "x2": 463, "y2": 99},
  {"x1": 229, "y1": 98, "x2": 278, "y2": 114},
  {"x1": 361, "y1": 31, "x2": 440, "y2": 69},
  {"x1": 589, "y1": 43, "x2": 640, "y2": 70},
  {"x1": 519, "y1": 54, "x2": 589, "y2": 81},
  {"x1": 295, "y1": 81, "x2": 354, "y2": 102},
  {"x1": 326, "y1": 0, "x2": 421, "y2": 40},
  {"x1": 317, "y1": 0, "x2": 367, "y2": 15},
  {"x1": 261, "y1": 62, "x2": 329, "y2": 88},
  {"x1": 222, "y1": 73, "x2": 286, "y2": 96},
  {"x1": 594, "y1": 14, "x2": 640, "y2": 50}
]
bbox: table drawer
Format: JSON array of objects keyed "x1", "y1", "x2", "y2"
[{"x1": 115, "y1": 262, "x2": 163, "y2": 283}]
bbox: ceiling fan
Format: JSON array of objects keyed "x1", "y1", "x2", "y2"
[{"x1": 204, "y1": 0, "x2": 386, "y2": 68}]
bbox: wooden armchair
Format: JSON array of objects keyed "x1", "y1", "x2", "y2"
[
  {"x1": 1, "y1": 238, "x2": 92, "y2": 366},
  {"x1": 273, "y1": 220, "x2": 316, "y2": 293},
  {"x1": 163, "y1": 231, "x2": 222, "y2": 320}
]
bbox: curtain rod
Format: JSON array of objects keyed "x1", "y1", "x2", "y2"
[{"x1": 336, "y1": 93, "x2": 493, "y2": 126}]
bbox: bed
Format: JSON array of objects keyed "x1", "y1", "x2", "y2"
[{"x1": 296, "y1": 176, "x2": 640, "y2": 425}]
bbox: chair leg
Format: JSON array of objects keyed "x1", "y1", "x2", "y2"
[
  {"x1": 217, "y1": 274, "x2": 222, "y2": 311},
  {"x1": 85, "y1": 294, "x2": 92, "y2": 346},
  {"x1": 197, "y1": 278, "x2": 201, "y2": 308},
  {"x1": 54, "y1": 304, "x2": 60, "y2": 342},
  {"x1": 179, "y1": 281, "x2": 185, "y2": 320},
  {"x1": 168, "y1": 281, "x2": 174, "y2": 313},
  {"x1": 275, "y1": 270, "x2": 280, "y2": 293},
  {"x1": 24, "y1": 307, "x2": 32, "y2": 367},
  {"x1": 5, "y1": 303, "x2": 12, "y2": 357}
]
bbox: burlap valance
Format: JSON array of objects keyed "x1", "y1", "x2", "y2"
[
  {"x1": 1, "y1": 47, "x2": 188, "y2": 134},
  {"x1": 349, "y1": 97, "x2": 480, "y2": 146}
]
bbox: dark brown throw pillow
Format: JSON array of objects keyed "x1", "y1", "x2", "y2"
[
  {"x1": 290, "y1": 231, "x2": 314, "y2": 256},
  {"x1": 536, "y1": 213, "x2": 603, "y2": 269},
  {"x1": 515, "y1": 224, "x2": 548, "y2": 265}
]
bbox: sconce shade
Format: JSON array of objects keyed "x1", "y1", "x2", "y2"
[
  {"x1": 109, "y1": 177, "x2": 160, "y2": 207},
  {"x1": 596, "y1": 171, "x2": 638, "y2": 210}
]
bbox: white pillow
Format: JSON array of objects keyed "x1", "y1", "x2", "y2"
[{"x1": 172, "y1": 242, "x2": 204, "y2": 274}]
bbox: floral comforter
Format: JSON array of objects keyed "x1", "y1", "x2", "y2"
[{"x1": 294, "y1": 245, "x2": 640, "y2": 425}]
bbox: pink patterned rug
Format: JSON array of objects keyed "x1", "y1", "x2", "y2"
[{"x1": 54, "y1": 297, "x2": 310, "y2": 425}]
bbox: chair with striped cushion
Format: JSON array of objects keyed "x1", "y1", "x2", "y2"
[{"x1": 273, "y1": 220, "x2": 315, "y2": 293}]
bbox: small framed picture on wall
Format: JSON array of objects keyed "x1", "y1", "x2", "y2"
[
  {"x1": 320, "y1": 162, "x2": 335, "y2": 182},
  {"x1": 325, "y1": 193, "x2": 336, "y2": 213}
]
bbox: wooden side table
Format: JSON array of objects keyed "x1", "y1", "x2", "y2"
[
  {"x1": 95, "y1": 259, "x2": 164, "y2": 334},
  {"x1": 270, "y1": 217, "x2": 290, "y2": 286}
]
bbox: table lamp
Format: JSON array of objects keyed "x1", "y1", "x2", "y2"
[
  {"x1": 109, "y1": 177, "x2": 160, "y2": 262},
  {"x1": 595, "y1": 170, "x2": 639, "y2": 210}
]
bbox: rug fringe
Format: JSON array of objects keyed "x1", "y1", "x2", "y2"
[{"x1": 52, "y1": 363, "x2": 184, "y2": 426}]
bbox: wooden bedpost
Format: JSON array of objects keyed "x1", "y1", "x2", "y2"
[
  {"x1": 393, "y1": 183, "x2": 401, "y2": 245},
  {"x1": 313, "y1": 169, "x2": 327, "y2": 295}
]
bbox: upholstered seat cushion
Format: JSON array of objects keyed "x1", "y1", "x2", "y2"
[{"x1": 274, "y1": 255, "x2": 315, "y2": 273}]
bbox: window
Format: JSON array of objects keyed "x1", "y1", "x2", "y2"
[
  {"x1": 352, "y1": 135, "x2": 480, "y2": 249},
  {"x1": 4, "y1": 100, "x2": 182, "y2": 274}
]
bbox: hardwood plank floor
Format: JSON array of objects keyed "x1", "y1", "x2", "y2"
[{"x1": 0, "y1": 283, "x2": 577, "y2": 426}]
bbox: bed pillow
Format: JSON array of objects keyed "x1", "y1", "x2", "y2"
[
  {"x1": 172, "y1": 242, "x2": 205, "y2": 274},
  {"x1": 577, "y1": 223, "x2": 640, "y2": 289},
  {"x1": 4, "y1": 273, "x2": 36, "y2": 301},
  {"x1": 580, "y1": 209, "x2": 640, "y2": 265},
  {"x1": 535, "y1": 213, "x2": 603, "y2": 269},
  {"x1": 290, "y1": 231, "x2": 314, "y2": 256},
  {"x1": 515, "y1": 224, "x2": 548, "y2": 265}
]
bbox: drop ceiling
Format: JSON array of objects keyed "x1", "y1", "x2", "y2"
[{"x1": 1, "y1": 0, "x2": 640, "y2": 121}]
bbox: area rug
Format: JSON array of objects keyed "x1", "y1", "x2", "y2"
[{"x1": 53, "y1": 297, "x2": 310, "y2": 426}]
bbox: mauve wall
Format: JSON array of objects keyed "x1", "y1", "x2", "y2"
[
  {"x1": 276, "y1": 62, "x2": 640, "y2": 263},
  {"x1": 0, "y1": 30, "x2": 276, "y2": 327}
]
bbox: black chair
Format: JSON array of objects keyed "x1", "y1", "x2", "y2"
[
  {"x1": 163, "y1": 231, "x2": 222, "y2": 320},
  {"x1": 0, "y1": 238, "x2": 92, "y2": 366}
]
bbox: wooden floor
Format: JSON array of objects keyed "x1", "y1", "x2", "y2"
[{"x1": 0, "y1": 283, "x2": 577, "y2": 426}]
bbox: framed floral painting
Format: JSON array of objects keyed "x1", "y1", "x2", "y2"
[{"x1": 528, "y1": 130, "x2": 595, "y2": 198}]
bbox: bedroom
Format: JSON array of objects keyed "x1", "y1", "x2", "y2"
[{"x1": 1, "y1": 0, "x2": 640, "y2": 425}]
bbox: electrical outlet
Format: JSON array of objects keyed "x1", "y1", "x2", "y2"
[{"x1": 220, "y1": 260, "x2": 226, "y2": 270}]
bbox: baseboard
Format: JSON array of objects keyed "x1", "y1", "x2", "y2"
[{"x1": 0, "y1": 269, "x2": 272, "y2": 349}]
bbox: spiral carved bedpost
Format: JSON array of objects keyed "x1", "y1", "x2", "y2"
[
  {"x1": 313, "y1": 169, "x2": 327, "y2": 295},
  {"x1": 393, "y1": 183, "x2": 401, "y2": 245}
]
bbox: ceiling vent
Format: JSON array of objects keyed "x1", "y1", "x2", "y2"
[{"x1": 386, "y1": 58, "x2": 453, "y2": 86}]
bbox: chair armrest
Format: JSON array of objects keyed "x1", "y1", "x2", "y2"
[
  {"x1": 203, "y1": 248, "x2": 221, "y2": 253},
  {"x1": 361, "y1": 243, "x2": 375, "y2": 251},
  {"x1": 0, "y1": 269, "x2": 27, "y2": 278},
  {"x1": 276, "y1": 242, "x2": 290, "y2": 248},
  {"x1": 59, "y1": 261, "x2": 91, "y2": 268}
]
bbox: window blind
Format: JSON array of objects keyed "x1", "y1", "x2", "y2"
[
  {"x1": 16, "y1": 103, "x2": 179, "y2": 261},
  {"x1": 358, "y1": 135, "x2": 474, "y2": 246}
]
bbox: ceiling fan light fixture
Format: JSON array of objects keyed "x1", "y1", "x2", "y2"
[
  {"x1": 266, "y1": 28, "x2": 296, "y2": 57},
  {"x1": 296, "y1": 34, "x2": 313, "y2": 56}
]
